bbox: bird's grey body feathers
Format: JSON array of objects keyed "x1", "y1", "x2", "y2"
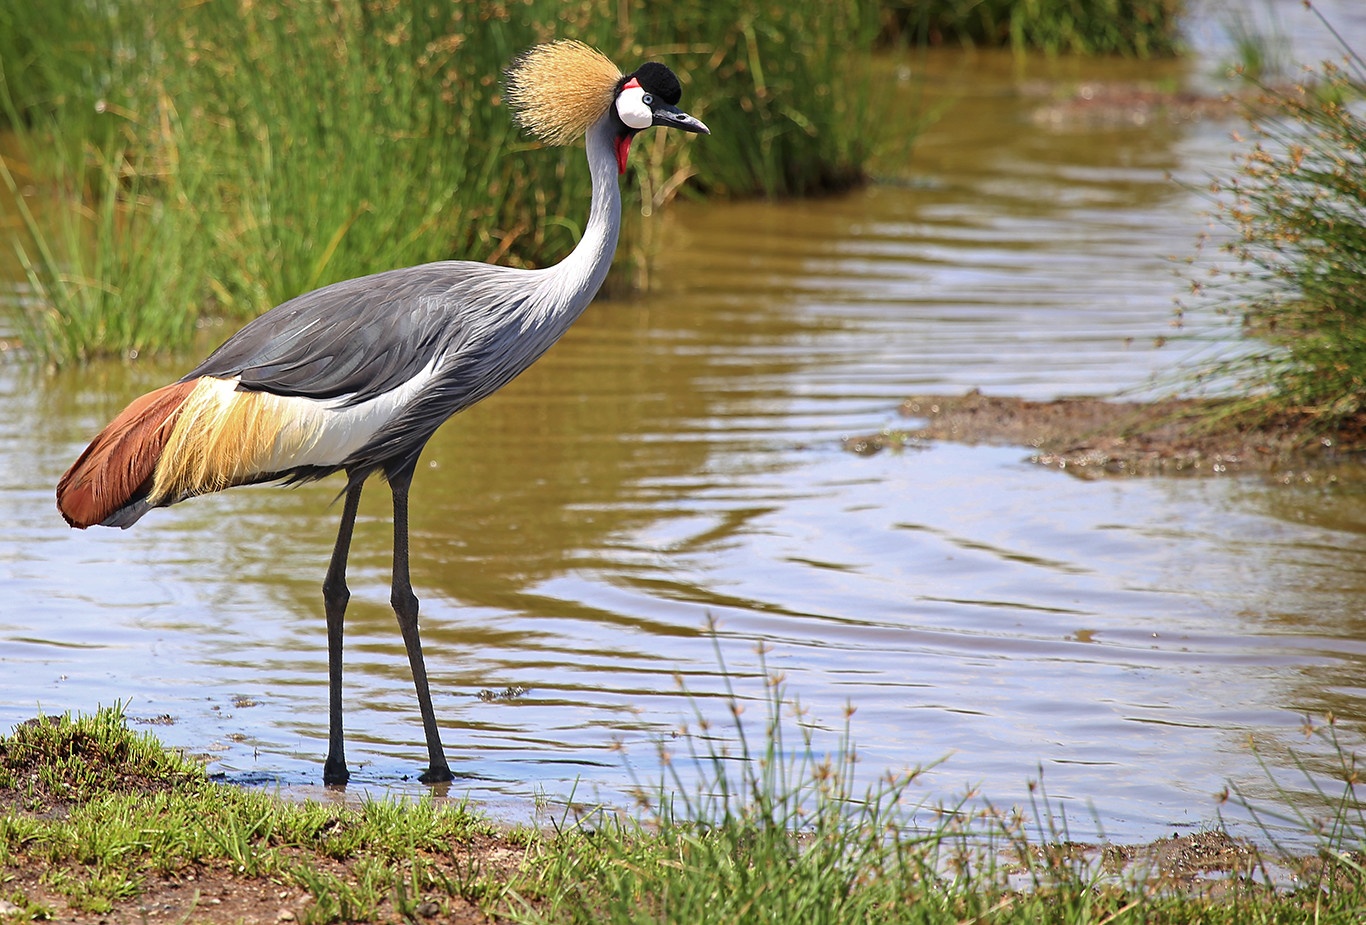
[{"x1": 186, "y1": 264, "x2": 478, "y2": 405}]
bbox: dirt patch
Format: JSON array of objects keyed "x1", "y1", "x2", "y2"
[
  {"x1": 1025, "y1": 79, "x2": 1251, "y2": 127},
  {"x1": 1016, "y1": 830, "x2": 1278, "y2": 901},
  {"x1": 0, "y1": 852, "x2": 514, "y2": 924},
  {"x1": 844, "y1": 391, "x2": 1366, "y2": 478},
  {"x1": 1032, "y1": 829, "x2": 1254, "y2": 876},
  {"x1": 1021, "y1": 77, "x2": 1298, "y2": 128}
]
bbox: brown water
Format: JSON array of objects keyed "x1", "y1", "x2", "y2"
[{"x1": 5, "y1": 3, "x2": 1366, "y2": 843}]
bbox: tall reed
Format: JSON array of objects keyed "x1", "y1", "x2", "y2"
[
  {"x1": 0, "y1": 105, "x2": 211, "y2": 362},
  {"x1": 0, "y1": 0, "x2": 894, "y2": 364},
  {"x1": 643, "y1": 1, "x2": 885, "y2": 196},
  {"x1": 884, "y1": 0, "x2": 1184, "y2": 57},
  {"x1": 169, "y1": 1, "x2": 536, "y2": 313}
]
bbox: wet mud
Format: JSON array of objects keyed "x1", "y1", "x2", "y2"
[
  {"x1": 1023, "y1": 77, "x2": 1289, "y2": 128},
  {"x1": 845, "y1": 391, "x2": 1366, "y2": 478}
]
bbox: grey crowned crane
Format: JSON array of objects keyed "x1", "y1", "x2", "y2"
[{"x1": 55, "y1": 41, "x2": 709, "y2": 785}]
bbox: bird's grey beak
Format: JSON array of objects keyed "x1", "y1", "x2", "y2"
[{"x1": 653, "y1": 103, "x2": 710, "y2": 135}]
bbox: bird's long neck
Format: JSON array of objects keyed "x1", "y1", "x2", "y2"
[{"x1": 533, "y1": 113, "x2": 622, "y2": 315}]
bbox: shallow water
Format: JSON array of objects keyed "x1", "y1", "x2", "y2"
[{"x1": 5, "y1": 2, "x2": 1366, "y2": 844}]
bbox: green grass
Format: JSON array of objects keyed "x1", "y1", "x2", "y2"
[
  {"x1": 2, "y1": 689, "x2": 1366, "y2": 922},
  {"x1": 0, "y1": 702, "x2": 201, "y2": 801},
  {"x1": 1216, "y1": 3, "x2": 1289, "y2": 82},
  {"x1": 645, "y1": 3, "x2": 884, "y2": 198},
  {"x1": 1178, "y1": 17, "x2": 1366, "y2": 431}
]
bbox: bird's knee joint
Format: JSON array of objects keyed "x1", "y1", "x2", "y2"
[{"x1": 391, "y1": 590, "x2": 419, "y2": 621}]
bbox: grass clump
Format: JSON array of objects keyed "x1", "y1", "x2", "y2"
[
  {"x1": 1180, "y1": 17, "x2": 1366, "y2": 433},
  {"x1": 0, "y1": 706, "x2": 510, "y2": 921},
  {"x1": 512, "y1": 653, "x2": 961, "y2": 923},
  {"x1": 501, "y1": 638, "x2": 1366, "y2": 924},
  {"x1": 0, "y1": 703, "x2": 203, "y2": 804}
]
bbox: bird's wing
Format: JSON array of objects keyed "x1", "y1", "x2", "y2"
[{"x1": 185, "y1": 262, "x2": 487, "y2": 406}]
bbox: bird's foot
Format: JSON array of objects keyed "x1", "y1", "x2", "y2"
[
  {"x1": 323, "y1": 757, "x2": 351, "y2": 787},
  {"x1": 419, "y1": 763, "x2": 454, "y2": 785}
]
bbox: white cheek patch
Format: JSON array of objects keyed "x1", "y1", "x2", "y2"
[{"x1": 615, "y1": 85, "x2": 653, "y2": 130}]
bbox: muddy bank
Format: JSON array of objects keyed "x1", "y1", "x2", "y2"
[{"x1": 844, "y1": 391, "x2": 1366, "y2": 478}]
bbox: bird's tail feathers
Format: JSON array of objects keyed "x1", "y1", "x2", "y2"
[
  {"x1": 58, "y1": 376, "x2": 336, "y2": 529},
  {"x1": 56, "y1": 380, "x2": 199, "y2": 529}
]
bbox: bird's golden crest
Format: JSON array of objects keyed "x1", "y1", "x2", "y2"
[{"x1": 504, "y1": 40, "x2": 623, "y2": 146}]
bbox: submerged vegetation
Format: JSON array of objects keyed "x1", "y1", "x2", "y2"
[
  {"x1": 2, "y1": 688, "x2": 1365, "y2": 923},
  {"x1": 1181, "y1": 17, "x2": 1366, "y2": 432}
]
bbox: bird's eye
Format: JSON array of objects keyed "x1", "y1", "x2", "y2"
[{"x1": 642, "y1": 94, "x2": 654, "y2": 106}]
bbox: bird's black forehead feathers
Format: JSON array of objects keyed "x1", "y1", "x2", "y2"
[{"x1": 623, "y1": 61, "x2": 682, "y2": 105}]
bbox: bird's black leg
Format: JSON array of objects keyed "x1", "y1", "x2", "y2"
[
  {"x1": 321, "y1": 476, "x2": 364, "y2": 786},
  {"x1": 387, "y1": 458, "x2": 454, "y2": 783}
]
